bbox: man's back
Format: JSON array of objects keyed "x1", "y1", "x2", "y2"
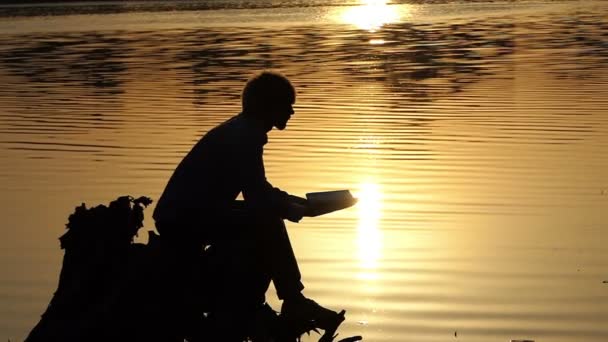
[{"x1": 153, "y1": 113, "x2": 270, "y2": 227}]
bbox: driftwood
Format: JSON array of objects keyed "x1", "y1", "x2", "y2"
[{"x1": 25, "y1": 196, "x2": 362, "y2": 342}]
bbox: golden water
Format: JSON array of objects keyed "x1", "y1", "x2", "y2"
[{"x1": 0, "y1": 1, "x2": 607, "y2": 341}]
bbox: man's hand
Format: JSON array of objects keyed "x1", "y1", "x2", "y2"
[
  {"x1": 288, "y1": 195, "x2": 308, "y2": 206},
  {"x1": 285, "y1": 200, "x2": 308, "y2": 223}
]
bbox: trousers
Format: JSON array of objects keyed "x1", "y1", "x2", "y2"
[{"x1": 155, "y1": 205, "x2": 304, "y2": 340}]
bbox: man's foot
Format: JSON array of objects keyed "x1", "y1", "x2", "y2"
[{"x1": 280, "y1": 295, "x2": 343, "y2": 331}]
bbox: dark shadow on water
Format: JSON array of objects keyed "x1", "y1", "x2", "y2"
[
  {"x1": 0, "y1": 9, "x2": 606, "y2": 146},
  {"x1": 0, "y1": 32, "x2": 130, "y2": 94},
  {"x1": 171, "y1": 23, "x2": 498, "y2": 107},
  {"x1": 2, "y1": 12, "x2": 607, "y2": 103}
]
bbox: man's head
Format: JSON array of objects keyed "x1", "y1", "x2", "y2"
[{"x1": 242, "y1": 71, "x2": 296, "y2": 130}]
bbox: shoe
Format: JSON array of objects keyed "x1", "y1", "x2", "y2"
[{"x1": 280, "y1": 295, "x2": 343, "y2": 331}]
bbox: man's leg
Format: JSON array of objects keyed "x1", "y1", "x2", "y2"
[
  {"x1": 205, "y1": 221, "x2": 274, "y2": 341},
  {"x1": 212, "y1": 203, "x2": 304, "y2": 301},
  {"x1": 210, "y1": 207, "x2": 340, "y2": 337},
  {"x1": 248, "y1": 214, "x2": 344, "y2": 334},
  {"x1": 251, "y1": 215, "x2": 304, "y2": 300},
  {"x1": 203, "y1": 209, "x2": 302, "y2": 340},
  {"x1": 204, "y1": 241, "x2": 269, "y2": 341}
]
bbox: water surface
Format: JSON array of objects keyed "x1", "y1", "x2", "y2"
[{"x1": 0, "y1": 1, "x2": 607, "y2": 341}]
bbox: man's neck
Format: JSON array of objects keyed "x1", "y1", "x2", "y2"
[{"x1": 241, "y1": 111, "x2": 273, "y2": 133}]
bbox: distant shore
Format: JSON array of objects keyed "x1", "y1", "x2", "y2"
[
  {"x1": 0, "y1": 0, "x2": 576, "y2": 5},
  {"x1": 0, "y1": 0, "x2": 226, "y2": 18},
  {"x1": 0, "y1": 0, "x2": 581, "y2": 18}
]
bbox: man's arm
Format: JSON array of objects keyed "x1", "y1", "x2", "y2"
[{"x1": 238, "y1": 144, "x2": 306, "y2": 222}]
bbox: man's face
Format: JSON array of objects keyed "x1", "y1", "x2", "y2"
[{"x1": 271, "y1": 101, "x2": 295, "y2": 130}]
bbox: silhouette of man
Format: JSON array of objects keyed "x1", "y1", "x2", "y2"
[{"x1": 154, "y1": 71, "x2": 339, "y2": 340}]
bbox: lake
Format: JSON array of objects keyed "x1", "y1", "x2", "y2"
[{"x1": 0, "y1": 0, "x2": 607, "y2": 341}]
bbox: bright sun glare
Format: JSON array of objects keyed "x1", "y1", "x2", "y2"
[
  {"x1": 357, "y1": 182, "x2": 382, "y2": 279},
  {"x1": 341, "y1": 0, "x2": 402, "y2": 31}
]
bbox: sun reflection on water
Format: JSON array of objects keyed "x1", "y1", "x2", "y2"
[
  {"x1": 340, "y1": 0, "x2": 405, "y2": 31},
  {"x1": 356, "y1": 182, "x2": 382, "y2": 280}
]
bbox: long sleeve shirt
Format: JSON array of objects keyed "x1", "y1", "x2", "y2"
[{"x1": 153, "y1": 113, "x2": 290, "y2": 230}]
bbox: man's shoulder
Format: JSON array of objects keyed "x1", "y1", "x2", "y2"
[{"x1": 209, "y1": 114, "x2": 267, "y2": 146}]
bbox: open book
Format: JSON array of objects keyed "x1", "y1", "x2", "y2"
[{"x1": 306, "y1": 190, "x2": 357, "y2": 217}]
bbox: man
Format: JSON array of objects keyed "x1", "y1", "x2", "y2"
[{"x1": 153, "y1": 71, "x2": 340, "y2": 340}]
